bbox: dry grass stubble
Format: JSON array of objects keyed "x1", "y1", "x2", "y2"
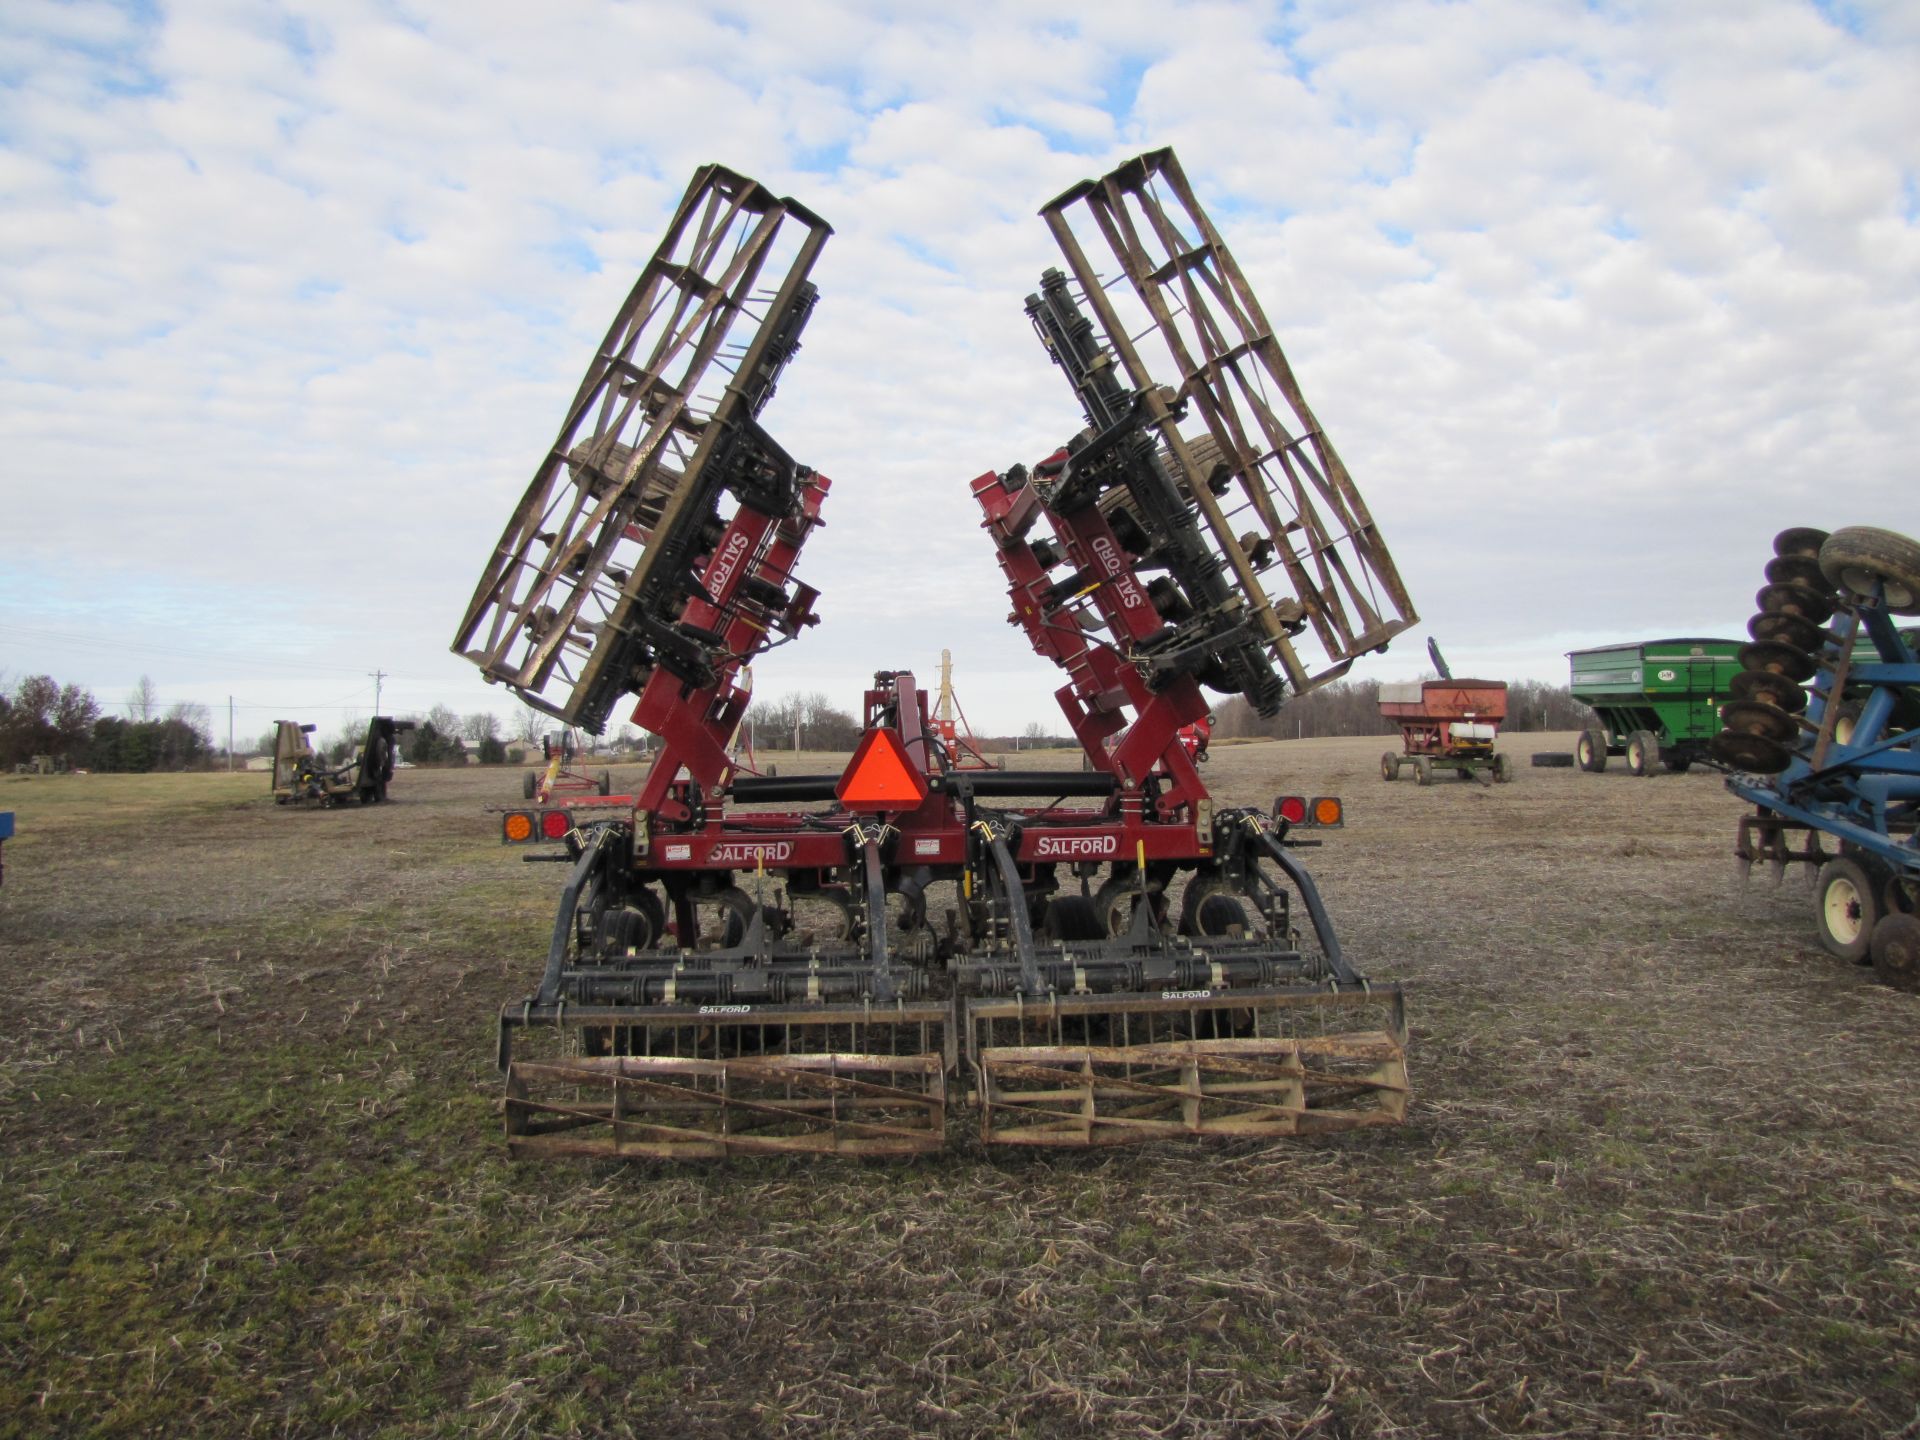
[{"x1": 0, "y1": 741, "x2": 1915, "y2": 1438}]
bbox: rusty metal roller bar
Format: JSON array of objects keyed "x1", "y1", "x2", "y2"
[
  {"x1": 1040, "y1": 148, "x2": 1416, "y2": 694},
  {"x1": 453, "y1": 165, "x2": 831, "y2": 728}
]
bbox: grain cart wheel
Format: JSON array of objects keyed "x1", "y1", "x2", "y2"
[
  {"x1": 1577, "y1": 729, "x2": 1607, "y2": 772},
  {"x1": 522, "y1": 770, "x2": 537, "y2": 799},
  {"x1": 597, "y1": 770, "x2": 612, "y2": 795},
  {"x1": 1818, "y1": 526, "x2": 1920, "y2": 615},
  {"x1": 1493, "y1": 753, "x2": 1513, "y2": 783},
  {"x1": 1380, "y1": 752, "x2": 1399, "y2": 781},
  {"x1": 1870, "y1": 913, "x2": 1920, "y2": 991},
  {"x1": 1414, "y1": 757, "x2": 1433, "y2": 786},
  {"x1": 1814, "y1": 857, "x2": 1882, "y2": 964},
  {"x1": 1626, "y1": 730, "x2": 1659, "y2": 776}
]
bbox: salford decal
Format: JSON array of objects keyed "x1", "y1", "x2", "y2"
[
  {"x1": 698, "y1": 1005, "x2": 752, "y2": 1015},
  {"x1": 708, "y1": 841, "x2": 795, "y2": 864},
  {"x1": 704, "y1": 530, "x2": 754, "y2": 596},
  {"x1": 1032, "y1": 833, "x2": 1119, "y2": 858},
  {"x1": 1087, "y1": 534, "x2": 1146, "y2": 609}
]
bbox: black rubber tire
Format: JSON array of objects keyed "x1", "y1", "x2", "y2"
[
  {"x1": 1828, "y1": 700, "x2": 1862, "y2": 747},
  {"x1": 596, "y1": 905, "x2": 658, "y2": 955},
  {"x1": 1414, "y1": 757, "x2": 1433, "y2": 787},
  {"x1": 1577, "y1": 729, "x2": 1607, "y2": 773},
  {"x1": 1884, "y1": 872, "x2": 1916, "y2": 916},
  {"x1": 1531, "y1": 752, "x2": 1574, "y2": 768},
  {"x1": 1091, "y1": 875, "x2": 1164, "y2": 938},
  {"x1": 522, "y1": 770, "x2": 537, "y2": 800},
  {"x1": 1192, "y1": 894, "x2": 1250, "y2": 937},
  {"x1": 1869, "y1": 912, "x2": 1920, "y2": 991},
  {"x1": 1626, "y1": 730, "x2": 1659, "y2": 777},
  {"x1": 1042, "y1": 895, "x2": 1107, "y2": 943},
  {"x1": 597, "y1": 770, "x2": 612, "y2": 796},
  {"x1": 1664, "y1": 754, "x2": 1693, "y2": 774},
  {"x1": 1814, "y1": 857, "x2": 1881, "y2": 964},
  {"x1": 1380, "y1": 752, "x2": 1399, "y2": 782},
  {"x1": 1818, "y1": 526, "x2": 1920, "y2": 615},
  {"x1": 1493, "y1": 753, "x2": 1513, "y2": 783},
  {"x1": 705, "y1": 886, "x2": 760, "y2": 948}
]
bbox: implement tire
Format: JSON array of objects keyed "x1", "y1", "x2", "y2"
[
  {"x1": 1577, "y1": 729, "x2": 1607, "y2": 773},
  {"x1": 1814, "y1": 857, "x2": 1881, "y2": 964},
  {"x1": 1381, "y1": 752, "x2": 1399, "y2": 782},
  {"x1": 1819, "y1": 526, "x2": 1920, "y2": 615},
  {"x1": 1626, "y1": 730, "x2": 1659, "y2": 777}
]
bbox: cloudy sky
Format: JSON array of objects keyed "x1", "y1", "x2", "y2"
[{"x1": 3, "y1": 0, "x2": 1916, "y2": 747}]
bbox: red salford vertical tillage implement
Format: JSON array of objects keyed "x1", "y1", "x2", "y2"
[{"x1": 455, "y1": 154, "x2": 1420, "y2": 1158}]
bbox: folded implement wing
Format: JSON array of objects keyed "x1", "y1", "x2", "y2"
[
  {"x1": 1040, "y1": 148, "x2": 1416, "y2": 698},
  {"x1": 452, "y1": 166, "x2": 831, "y2": 733}
]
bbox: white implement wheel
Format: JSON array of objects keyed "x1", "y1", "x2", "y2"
[
  {"x1": 1576, "y1": 729, "x2": 1607, "y2": 773},
  {"x1": 1818, "y1": 526, "x2": 1920, "y2": 615},
  {"x1": 1814, "y1": 856, "x2": 1881, "y2": 964},
  {"x1": 1626, "y1": 730, "x2": 1659, "y2": 777}
]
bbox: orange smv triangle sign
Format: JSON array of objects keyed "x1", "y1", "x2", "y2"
[{"x1": 836, "y1": 727, "x2": 930, "y2": 810}]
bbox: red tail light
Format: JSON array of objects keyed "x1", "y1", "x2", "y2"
[
  {"x1": 540, "y1": 809, "x2": 572, "y2": 840},
  {"x1": 1275, "y1": 795, "x2": 1308, "y2": 826}
]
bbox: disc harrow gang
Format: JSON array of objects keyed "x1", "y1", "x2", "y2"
[
  {"x1": 1720, "y1": 526, "x2": 1920, "y2": 990},
  {"x1": 459, "y1": 153, "x2": 1417, "y2": 1158}
]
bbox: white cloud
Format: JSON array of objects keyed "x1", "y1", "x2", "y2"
[{"x1": 1, "y1": 0, "x2": 1915, "y2": 737}]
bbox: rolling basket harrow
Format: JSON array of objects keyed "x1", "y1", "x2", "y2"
[{"x1": 455, "y1": 153, "x2": 1418, "y2": 1157}]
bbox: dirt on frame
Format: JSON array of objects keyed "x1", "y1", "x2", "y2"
[{"x1": 0, "y1": 736, "x2": 1915, "y2": 1440}]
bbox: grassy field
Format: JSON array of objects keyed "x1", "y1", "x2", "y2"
[{"x1": 1, "y1": 740, "x2": 1915, "y2": 1438}]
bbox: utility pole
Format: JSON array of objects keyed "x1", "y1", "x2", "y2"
[
  {"x1": 369, "y1": 669, "x2": 386, "y2": 715},
  {"x1": 228, "y1": 696, "x2": 234, "y2": 772}
]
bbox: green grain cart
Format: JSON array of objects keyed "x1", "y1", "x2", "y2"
[{"x1": 1568, "y1": 638, "x2": 1742, "y2": 775}]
